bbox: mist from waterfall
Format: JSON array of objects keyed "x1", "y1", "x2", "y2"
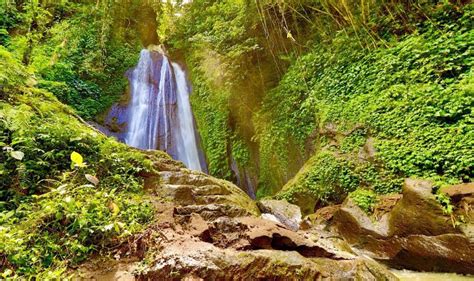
[{"x1": 119, "y1": 49, "x2": 204, "y2": 172}]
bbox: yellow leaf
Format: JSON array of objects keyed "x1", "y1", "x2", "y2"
[
  {"x1": 70, "y1": 151, "x2": 83, "y2": 165},
  {"x1": 108, "y1": 202, "x2": 120, "y2": 217}
]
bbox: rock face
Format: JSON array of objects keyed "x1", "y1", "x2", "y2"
[
  {"x1": 257, "y1": 199, "x2": 302, "y2": 231},
  {"x1": 150, "y1": 169, "x2": 260, "y2": 219},
  {"x1": 75, "y1": 156, "x2": 397, "y2": 280},
  {"x1": 328, "y1": 179, "x2": 474, "y2": 274}
]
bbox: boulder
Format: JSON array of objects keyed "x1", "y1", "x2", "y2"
[
  {"x1": 334, "y1": 197, "x2": 390, "y2": 242},
  {"x1": 195, "y1": 215, "x2": 347, "y2": 259},
  {"x1": 389, "y1": 179, "x2": 458, "y2": 236},
  {"x1": 330, "y1": 179, "x2": 474, "y2": 274},
  {"x1": 257, "y1": 199, "x2": 302, "y2": 231},
  {"x1": 136, "y1": 240, "x2": 397, "y2": 280},
  {"x1": 441, "y1": 183, "x2": 474, "y2": 202},
  {"x1": 389, "y1": 234, "x2": 474, "y2": 274},
  {"x1": 301, "y1": 205, "x2": 340, "y2": 230},
  {"x1": 76, "y1": 203, "x2": 397, "y2": 281}
]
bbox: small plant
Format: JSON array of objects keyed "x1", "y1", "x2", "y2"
[
  {"x1": 349, "y1": 189, "x2": 378, "y2": 213},
  {"x1": 435, "y1": 191, "x2": 459, "y2": 227},
  {"x1": 435, "y1": 192, "x2": 454, "y2": 215}
]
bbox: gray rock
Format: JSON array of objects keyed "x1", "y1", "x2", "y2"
[{"x1": 257, "y1": 199, "x2": 302, "y2": 231}]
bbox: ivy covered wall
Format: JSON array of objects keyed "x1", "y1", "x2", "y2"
[{"x1": 160, "y1": 0, "x2": 473, "y2": 207}]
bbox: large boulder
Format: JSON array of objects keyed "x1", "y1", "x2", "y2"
[
  {"x1": 257, "y1": 199, "x2": 302, "y2": 231},
  {"x1": 330, "y1": 179, "x2": 474, "y2": 274},
  {"x1": 75, "y1": 202, "x2": 397, "y2": 280},
  {"x1": 137, "y1": 241, "x2": 397, "y2": 281},
  {"x1": 389, "y1": 179, "x2": 458, "y2": 236}
]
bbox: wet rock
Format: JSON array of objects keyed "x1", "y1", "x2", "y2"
[{"x1": 257, "y1": 199, "x2": 302, "y2": 231}]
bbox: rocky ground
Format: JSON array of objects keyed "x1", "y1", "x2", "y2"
[{"x1": 74, "y1": 155, "x2": 474, "y2": 280}]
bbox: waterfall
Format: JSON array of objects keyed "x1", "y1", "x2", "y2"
[
  {"x1": 172, "y1": 62, "x2": 203, "y2": 171},
  {"x1": 103, "y1": 48, "x2": 206, "y2": 172}
]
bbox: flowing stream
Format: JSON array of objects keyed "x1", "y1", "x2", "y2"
[{"x1": 103, "y1": 48, "x2": 205, "y2": 172}]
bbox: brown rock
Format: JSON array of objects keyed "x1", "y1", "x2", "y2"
[
  {"x1": 144, "y1": 169, "x2": 260, "y2": 218},
  {"x1": 330, "y1": 178, "x2": 474, "y2": 274},
  {"x1": 389, "y1": 179, "x2": 459, "y2": 236},
  {"x1": 391, "y1": 234, "x2": 474, "y2": 274},
  {"x1": 136, "y1": 239, "x2": 397, "y2": 281},
  {"x1": 442, "y1": 183, "x2": 474, "y2": 202}
]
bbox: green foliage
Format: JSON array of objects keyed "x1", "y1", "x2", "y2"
[
  {"x1": 189, "y1": 71, "x2": 232, "y2": 179},
  {"x1": 340, "y1": 128, "x2": 368, "y2": 153},
  {"x1": 0, "y1": 45, "x2": 30, "y2": 91},
  {"x1": 349, "y1": 189, "x2": 378, "y2": 213},
  {"x1": 3, "y1": 1, "x2": 142, "y2": 119},
  {"x1": 276, "y1": 152, "x2": 360, "y2": 205},
  {"x1": 167, "y1": 0, "x2": 260, "y2": 62},
  {"x1": 231, "y1": 133, "x2": 250, "y2": 166},
  {"x1": 435, "y1": 191, "x2": 454, "y2": 215},
  {"x1": 0, "y1": 78, "x2": 158, "y2": 277},
  {"x1": 263, "y1": 5, "x2": 473, "y2": 202}
]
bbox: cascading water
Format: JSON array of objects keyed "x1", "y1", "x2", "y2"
[
  {"x1": 125, "y1": 50, "x2": 174, "y2": 150},
  {"x1": 172, "y1": 62, "x2": 203, "y2": 171},
  {"x1": 101, "y1": 48, "x2": 206, "y2": 172}
]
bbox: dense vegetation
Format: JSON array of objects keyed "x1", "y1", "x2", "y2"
[
  {"x1": 273, "y1": 6, "x2": 473, "y2": 211},
  {"x1": 162, "y1": 0, "x2": 473, "y2": 212},
  {"x1": 0, "y1": 44, "x2": 162, "y2": 277},
  {"x1": 0, "y1": 1, "x2": 155, "y2": 119},
  {"x1": 0, "y1": 1, "x2": 165, "y2": 277}
]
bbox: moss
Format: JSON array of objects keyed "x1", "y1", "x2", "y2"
[{"x1": 275, "y1": 152, "x2": 360, "y2": 214}]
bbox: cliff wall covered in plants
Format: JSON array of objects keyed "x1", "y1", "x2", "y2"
[{"x1": 162, "y1": 0, "x2": 473, "y2": 213}]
